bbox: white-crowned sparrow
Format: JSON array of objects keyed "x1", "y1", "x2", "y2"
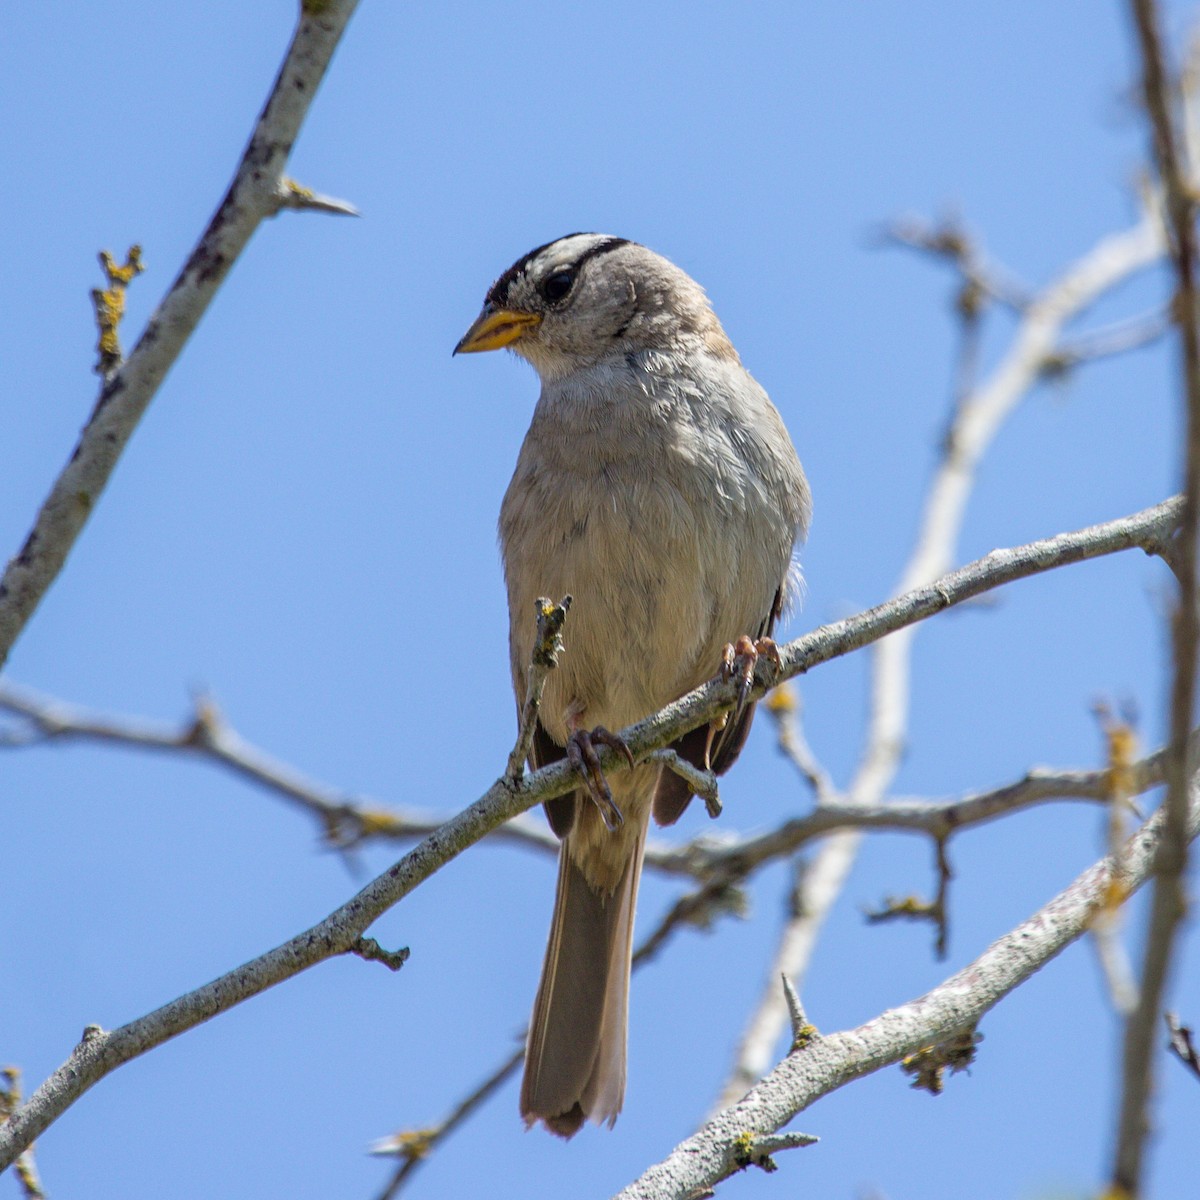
[{"x1": 455, "y1": 234, "x2": 811, "y2": 1137}]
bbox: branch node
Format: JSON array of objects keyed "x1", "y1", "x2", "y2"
[
  {"x1": 901, "y1": 1027, "x2": 982, "y2": 1094},
  {"x1": 348, "y1": 937, "x2": 409, "y2": 972},
  {"x1": 650, "y1": 747, "x2": 721, "y2": 818},
  {"x1": 1165, "y1": 1011, "x2": 1200, "y2": 1080},
  {"x1": 182, "y1": 692, "x2": 224, "y2": 748},
  {"x1": 880, "y1": 211, "x2": 1032, "y2": 312},
  {"x1": 69, "y1": 1024, "x2": 109, "y2": 1061},
  {"x1": 369, "y1": 1126, "x2": 435, "y2": 1161},
  {"x1": 321, "y1": 803, "x2": 364, "y2": 849},
  {"x1": 781, "y1": 974, "x2": 819, "y2": 1050},
  {"x1": 1038, "y1": 348, "x2": 1078, "y2": 382},
  {"x1": 530, "y1": 595, "x2": 571, "y2": 670},
  {"x1": 730, "y1": 1129, "x2": 818, "y2": 1175},
  {"x1": 863, "y1": 893, "x2": 936, "y2": 924},
  {"x1": 272, "y1": 176, "x2": 360, "y2": 217},
  {"x1": 91, "y1": 245, "x2": 145, "y2": 378}
]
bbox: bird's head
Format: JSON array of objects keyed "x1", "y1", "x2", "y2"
[{"x1": 454, "y1": 233, "x2": 736, "y2": 380}]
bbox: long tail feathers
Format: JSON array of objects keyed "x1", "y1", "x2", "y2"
[{"x1": 520, "y1": 826, "x2": 646, "y2": 1137}]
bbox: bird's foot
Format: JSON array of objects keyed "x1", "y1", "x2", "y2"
[
  {"x1": 721, "y1": 635, "x2": 783, "y2": 709},
  {"x1": 566, "y1": 726, "x2": 635, "y2": 832}
]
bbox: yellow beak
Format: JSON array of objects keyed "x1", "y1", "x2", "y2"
[{"x1": 453, "y1": 305, "x2": 542, "y2": 354}]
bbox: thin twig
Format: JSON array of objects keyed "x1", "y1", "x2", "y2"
[
  {"x1": 273, "y1": 176, "x2": 359, "y2": 217},
  {"x1": 725, "y1": 1129, "x2": 819, "y2": 1179},
  {"x1": 862, "y1": 838, "x2": 952, "y2": 958},
  {"x1": 781, "y1": 972, "x2": 817, "y2": 1050},
  {"x1": 1049, "y1": 307, "x2": 1169, "y2": 371},
  {"x1": 683, "y1": 734, "x2": 1189, "y2": 879},
  {"x1": 505, "y1": 597, "x2": 571, "y2": 782},
  {"x1": 882, "y1": 214, "x2": 1033, "y2": 312},
  {"x1": 649, "y1": 748, "x2": 722, "y2": 818},
  {"x1": 369, "y1": 1046, "x2": 525, "y2": 1200},
  {"x1": 762, "y1": 684, "x2": 837, "y2": 804}
]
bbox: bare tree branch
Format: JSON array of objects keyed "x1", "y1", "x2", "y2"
[
  {"x1": 762, "y1": 684, "x2": 838, "y2": 804},
  {"x1": 0, "y1": 0, "x2": 359, "y2": 673},
  {"x1": 0, "y1": 682, "x2": 712, "y2": 872},
  {"x1": 0, "y1": 498, "x2": 1179, "y2": 1170},
  {"x1": 370, "y1": 1046, "x2": 526, "y2": 1200},
  {"x1": 716, "y1": 189, "x2": 1166, "y2": 1105},
  {"x1": 1113, "y1": 5, "x2": 1200, "y2": 1194},
  {"x1": 3, "y1": 678, "x2": 1153, "y2": 880},
  {"x1": 0, "y1": 682, "x2": 563, "y2": 860},
  {"x1": 671, "y1": 749, "x2": 1175, "y2": 879},
  {"x1": 881, "y1": 214, "x2": 1032, "y2": 313},
  {"x1": 0, "y1": 501, "x2": 1179, "y2": 879},
  {"x1": 861, "y1": 211, "x2": 1164, "y2": 804},
  {"x1": 1048, "y1": 307, "x2": 1169, "y2": 373},
  {"x1": 614, "y1": 780, "x2": 1200, "y2": 1200}
]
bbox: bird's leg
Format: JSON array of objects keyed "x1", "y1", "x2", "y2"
[
  {"x1": 721, "y1": 634, "x2": 784, "y2": 710},
  {"x1": 565, "y1": 721, "x2": 635, "y2": 832}
]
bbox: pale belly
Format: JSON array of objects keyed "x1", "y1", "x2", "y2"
[{"x1": 504, "y1": 465, "x2": 785, "y2": 747}]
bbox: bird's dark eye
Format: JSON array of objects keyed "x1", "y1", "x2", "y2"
[{"x1": 540, "y1": 270, "x2": 575, "y2": 303}]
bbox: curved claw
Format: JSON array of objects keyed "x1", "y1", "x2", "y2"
[
  {"x1": 566, "y1": 726, "x2": 632, "y2": 832},
  {"x1": 721, "y1": 635, "x2": 784, "y2": 722},
  {"x1": 590, "y1": 725, "x2": 636, "y2": 770}
]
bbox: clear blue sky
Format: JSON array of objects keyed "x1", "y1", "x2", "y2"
[{"x1": 3, "y1": 3, "x2": 1198, "y2": 1197}]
